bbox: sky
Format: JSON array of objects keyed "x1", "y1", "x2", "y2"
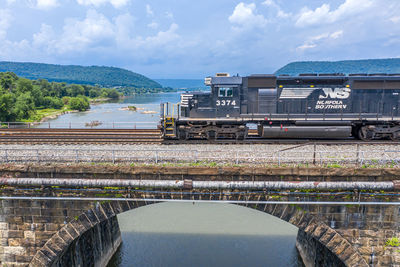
[{"x1": 0, "y1": 0, "x2": 400, "y2": 78}]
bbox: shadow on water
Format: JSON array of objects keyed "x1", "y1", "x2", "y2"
[
  {"x1": 106, "y1": 203, "x2": 304, "y2": 267},
  {"x1": 108, "y1": 232, "x2": 303, "y2": 267}
]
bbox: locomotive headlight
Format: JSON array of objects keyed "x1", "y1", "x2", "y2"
[
  {"x1": 310, "y1": 85, "x2": 314, "y2": 88},
  {"x1": 346, "y1": 85, "x2": 350, "y2": 88}
]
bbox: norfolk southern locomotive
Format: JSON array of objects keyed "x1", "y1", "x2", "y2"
[{"x1": 160, "y1": 73, "x2": 400, "y2": 141}]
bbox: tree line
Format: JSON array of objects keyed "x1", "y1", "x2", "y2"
[{"x1": 0, "y1": 72, "x2": 120, "y2": 122}]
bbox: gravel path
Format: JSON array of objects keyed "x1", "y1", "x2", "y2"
[{"x1": 1, "y1": 143, "x2": 400, "y2": 166}]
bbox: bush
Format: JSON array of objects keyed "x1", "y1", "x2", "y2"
[
  {"x1": 106, "y1": 89, "x2": 120, "y2": 99},
  {"x1": 69, "y1": 96, "x2": 90, "y2": 111},
  {"x1": 89, "y1": 89, "x2": 100, "y2": 98},
  {"x1": 43, "y1": 96, "x2": 64, "y2": 109},
  {"x1": 62, "y1": 96, "x2": 70, "y2": 105}
]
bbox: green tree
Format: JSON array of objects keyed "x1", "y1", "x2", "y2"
[
  {"x1": 69, "y1": 96, "x2": 90, "y2": 111},
  {"x1": 0, "y1": 92, "x2": 15, "y2": 121},
  {"x1": 16, "y1": 78, "x2": 33, "y2": 94},
  {"x1": 43, "y1": 96, "x2": 64, "y2": 109},
  {"x1": 31, "y1": 86, "x2": 44, "y2": 107},
  {"x1": 89, "y1": 89, "x2": 100, "y2": 98},
  {"x1": 106, "y1": 88, "x2": 120, "y2": 99},
  {"x1": 67, "y1": 84, "x2": 85, "y2": 97},
  {"x1": 13, "y1": 92, "x2": 35, "y2": 119}
]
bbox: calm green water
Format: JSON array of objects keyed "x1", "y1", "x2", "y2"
[
  {"x1": 37, "y1": 92, "x2": 182, "y2": 128},
  {"x1": 107, "y1": 203, "x2": 302, "y2": 267}
]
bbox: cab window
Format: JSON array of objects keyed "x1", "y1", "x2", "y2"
[
  {"x1": 218, "y1": 88, "x2": 226, "y2": 97},
  {"x1": 218, "y1": 87, "x2": 233, "y2": 97}
]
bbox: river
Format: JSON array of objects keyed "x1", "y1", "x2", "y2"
[
  {"x1": 38, "y1": 92, "x2": 302, "y2": 266},
  {"x1": 36, "y1": 92, "x2": 181, "y2": 129},
  {"x1": 107, "y1": 203, "x2": 302, "y2": 267}
]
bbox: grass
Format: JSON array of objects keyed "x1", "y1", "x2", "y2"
[{"x1": 22, "y1": 106, "x2": 73, "y2": 122}]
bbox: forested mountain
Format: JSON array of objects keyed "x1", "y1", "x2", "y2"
[
  {"x1": 0, "y1": 61, "x2": 162, "y2": 88},
  {"x1": 275, "y1": 58, "x2": 400, "y2": 75}
]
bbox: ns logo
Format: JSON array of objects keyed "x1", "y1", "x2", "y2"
[{"x1": 319, "y1": 87, "x2": 351, "y2": 99}]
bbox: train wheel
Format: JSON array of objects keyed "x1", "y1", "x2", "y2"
[
  {"x1": 358, "y1": 126, "x2": 374, "y2": 141},
  {"x1": 235, "y1": 132, "x2": 245, "y2": 140},
  {"x1": 178, "y1": 129, "x2": 187, "y2": 140},
  {"x1": 391, "y1": 132, "x2": 400, "y2": 141},
  {"x1": 206, "y1": 130, "x2": 216, "y2": 140}
]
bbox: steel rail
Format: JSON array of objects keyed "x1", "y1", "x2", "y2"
[
  {"x1": 0, "y1": 178, "x2": 397, "y2": 191},
  {"x1": 0, "y1": 196, "x2": 399, "y2": 205}
]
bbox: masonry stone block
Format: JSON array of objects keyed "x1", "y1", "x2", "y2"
[{"x1": 319, "y1": 228, "x2": 336, "y2": 245}]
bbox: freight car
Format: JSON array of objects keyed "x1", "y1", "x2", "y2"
[{"x1": 160, "y1": 73, "x2": 400, "y2": 141}]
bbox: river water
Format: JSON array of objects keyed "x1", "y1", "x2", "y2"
[
  {"x1": 36, "y1": 92, "x2": 181, "y2": 129},
  {"x1": 107, "y1": 203, "x2": 301, "y2": 267},
  {"x1": 38, "y1": 92, "x2": 302, "y2": 266}
]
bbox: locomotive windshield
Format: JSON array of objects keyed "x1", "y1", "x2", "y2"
[{"x1": 218, "y1": 87, "x2": 234, "y2": 97}]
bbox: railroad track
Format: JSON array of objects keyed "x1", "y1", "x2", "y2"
[
  {"x1": 0, "y1": 128, "x2": 399, "y2": 145},
  {"x1": 0, "y1": 128, "x2": 163, "y2": 144}
]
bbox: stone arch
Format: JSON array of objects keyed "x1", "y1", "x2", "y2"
[{"x1": 30, "y1": 200, "x2": 368, "y2": 267}]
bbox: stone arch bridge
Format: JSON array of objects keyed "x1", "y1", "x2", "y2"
[{"x1": 1, "y1": 164, "x2": 400, "y2": 267}]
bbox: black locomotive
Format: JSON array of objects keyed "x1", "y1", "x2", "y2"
[{"x1": 160, "y1": 73, "x2": 400, "y2": 140}]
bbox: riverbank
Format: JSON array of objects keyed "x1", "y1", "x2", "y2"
[
  {"x1": 22, "y1": 96, "x2": 121, "y2": 123},
  {"x1": 21, "y1": 107, "x2": 76, "y2": 123}
]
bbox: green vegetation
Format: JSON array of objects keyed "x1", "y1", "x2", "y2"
[
  {"x1": 117, "y1": 86, "x2": 175, "y2": 95},
  {"x1": 275, "y1": 58, "x2": 400, "y2": 76},
  {"x1": 0, "y1": 61, "x2": 162, "y2": 88},
  {"x1": 385, "y1": 237, "x2": 400, "y2": 252},
  {"x1": 127, "y1": 105, "x2": 137, "y2": 111},
  {"x1": 0, "y1": 72, "x2": 120, "y2": 122}
]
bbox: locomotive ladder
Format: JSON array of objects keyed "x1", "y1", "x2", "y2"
[{"x1": 163, "y1": 103, "x2": 177, "y2": 138}]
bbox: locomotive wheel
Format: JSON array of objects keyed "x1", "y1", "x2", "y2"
[
  {"x1": 358, "y1": 126, "x2": 374, "y2": 141},
  {"x1": 235, "y1": 132, "x2": 245, "y2": 140},
  {"x1": 391, "y1": 132, "x2": 400, "y2": 141},
  {"x1": 178, "y1": 129, "x2": 187, "y2": 140},
  {"x1": 206, "y1": 130, "x2": 216, "y2": 140}
]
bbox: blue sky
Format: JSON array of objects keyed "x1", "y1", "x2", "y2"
[{"x1": 0, "y1": 0, "x2": 400, "y2": 78}]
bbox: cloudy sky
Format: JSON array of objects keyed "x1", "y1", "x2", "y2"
[{"x1": 0, "y1": 0, "x2": 400, "y2": 78}]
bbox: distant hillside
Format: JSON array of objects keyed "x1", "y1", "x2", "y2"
[
  {"x1": 155, "y1": 79, "x2": 207, "y2": 89},
  {"x1": 275, "y1": 58, "x2": 400, "y2": 76},
  {"x1": 0, "y1": 61, "x2": 162, "y2": 88}
]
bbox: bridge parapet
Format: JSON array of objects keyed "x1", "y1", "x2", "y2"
[{"x1": 0, "y1": 164, "x2": 400, "y2": 266}]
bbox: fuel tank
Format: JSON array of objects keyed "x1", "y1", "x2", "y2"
[{"x1": 260, "y1": 125, "x2": 352, "y2": 138}]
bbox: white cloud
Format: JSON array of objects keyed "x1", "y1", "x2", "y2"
[
  {"x1": 146, "y1": 4, "x2": 154, "y2": 17},
  {"x1": 33, "y1": 23, "x2": 55, "y2": 47},
  {"x1": 27, "y1": 9, "x2": 182, "y2": 58},
  {"x1": 297, "y1": 30, "x2": 343, "y2": 51},
  {"x1": 390, "y1": 16, "x2": 400, "y2": 23},
  {"x1": 140, "y1": 23, "x2": 179, "y2": 47},
  {"x1": 296, "y1": 0, "x2": 373, "y2": 27},
  {"x1": 165, "y1": 11, "x2": 174, "y2": 19},
  {"x1": 36, "y1": 0, "x2": 58, "y2": 9},
  {"x1": 262, "y1": 0, "x2": 291, "y2": 18},
  {"x1": 297, "y1": 43, "x2": 316, "y2": 51},
  {"x1": 147, "y1": 22, "x2": 158, "y2": 29},
  {"x1": 0, "y1": 9, "x2": 12, "y2": 39},
  {"x1": 330, "y1": 30, "x2": 343, "y2": 39},
  {"x1": 229, "y1": 3, "x2": 267, "y2": 28},
  {"x1": 76, "y1": 0, "x2": 129, "y2": 8},
  {"x1": 56, "y1": 9, "x2": 115, "y2": 52}
]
